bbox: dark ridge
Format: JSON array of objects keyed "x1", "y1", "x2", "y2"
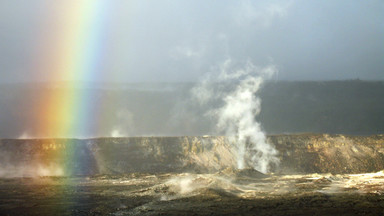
[{"x1": 0, "y1": 80, "x2": 383, "y2": 138}]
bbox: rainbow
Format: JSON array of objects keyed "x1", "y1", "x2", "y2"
[
  {"x1": 31, "y1": 1, "x2": 113, "y2": 176},
  {"x1": 36, "y1": 1, "x2": 108, "y2": 139}
]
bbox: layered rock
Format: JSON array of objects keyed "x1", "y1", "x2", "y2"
[{"x1": 0, "y1": 134, "x2": 383, "y2": 177}]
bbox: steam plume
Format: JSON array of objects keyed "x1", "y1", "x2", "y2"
[{"x1": 191, "y1": 59, "x2": 279, "y2": 173}]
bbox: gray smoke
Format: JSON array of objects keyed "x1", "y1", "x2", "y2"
[{"x1": 191, "y1": 59, "x2": 279, "y2": 173}]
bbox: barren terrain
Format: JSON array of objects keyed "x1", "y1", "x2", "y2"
[{"x1": 0, "y1": 134, "x2": 384, "y2": 215}]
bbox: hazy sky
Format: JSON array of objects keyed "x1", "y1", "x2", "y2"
[{"x1": 0, "y1": 0, "x2": 383, "y2": 83}]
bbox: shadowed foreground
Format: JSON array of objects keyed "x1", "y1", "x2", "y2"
[{"x1": 0, "y1": 171, "x2": 383, "y2": 215}]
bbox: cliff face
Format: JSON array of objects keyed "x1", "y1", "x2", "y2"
[
  {"x1": 269, "y1": 134, "x2": 384, "y2": 174},
  {"x1": 0, "y1": 137, "x2": 237, "y2": 176},
  {"x1": 0, "y1": 134, "x2": 383, "y2": 177}
]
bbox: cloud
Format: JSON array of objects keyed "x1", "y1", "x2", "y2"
[
  {"x1": 234, "y1": 0, "x2": 293, "y2": 28},
  {"x1": 170, "y1": 46, "x2": 204, "y2": 59}
]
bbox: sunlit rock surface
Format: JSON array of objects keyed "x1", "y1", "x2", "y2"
[
  {"x1": 0, "y1": 134, "x2": 383, "y2": 177},
  {"x1": 270, "y1": 134, "x2": 384, "y2": 174}
]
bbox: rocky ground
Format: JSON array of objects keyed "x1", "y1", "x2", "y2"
[
  {"x1": 1, "y1": 134, "x2": 383, "y2": 215},
  {"x1": 0, "y1": 169, "x2": 383, "y2": 215}
]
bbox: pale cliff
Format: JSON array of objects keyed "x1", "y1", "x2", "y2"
[{"x1": 0, "y1": 134, "x2": 383, "y2": 176}]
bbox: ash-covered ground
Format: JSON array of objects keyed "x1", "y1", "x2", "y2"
[{"x1": 0, "y1": 169, "x2": 383, "y2": 215}]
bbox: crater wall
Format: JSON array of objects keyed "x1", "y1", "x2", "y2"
[{"x1": 0, "y1": 134, "x2": 383, "y2": 177}]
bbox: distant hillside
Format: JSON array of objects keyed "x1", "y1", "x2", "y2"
[
  {"x1": 259, "y1": 80, "x2": 384, "y2": 135},
  {"x1": 0, "y1": 80, "x2": 383, "y2": 138}
]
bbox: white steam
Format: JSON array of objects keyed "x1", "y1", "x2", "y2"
[
  {"x1": 109, "y1": 108, "x2": 135, "y2": 137},
  {"x1": 191, "y1": 59, "x2": 279, "y2": 173},
  {"x1": 17, "y1": 131, "x2": 33, "y2": 139},
  {"x1": 110, "y1": 129, "x2": 124, "y2": 138}
]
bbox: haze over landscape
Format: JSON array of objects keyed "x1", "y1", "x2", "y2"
[{"x1": 0, "y1": 0, "x2": 383, "y2": 139}]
